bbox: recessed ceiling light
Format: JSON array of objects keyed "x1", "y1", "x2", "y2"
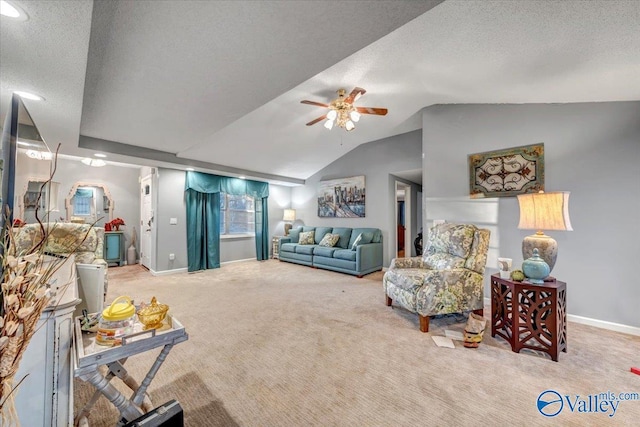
[
  {"x1": 186, "y1": 167, "x2": 195, "y2": 171},
  {"x1": 1, "y1": 1, "x2": 27, "y2": 20},
  {"x1": 94, "y1": 153, "x2": 107, "y2": 158},
  {"x1": 14, "y1": 91, "x2": 44, "y2": 101},
  {"x1": 81, "y1": 158, "x2": 106, "y2": 167}
]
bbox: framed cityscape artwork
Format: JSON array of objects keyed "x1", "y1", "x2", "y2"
[
  {"x1": 317, "y1": 175, "x2": 365, "y2": 217},
  {"x1": 468, "y1": 144, "x2": 544, "y2": 198}
]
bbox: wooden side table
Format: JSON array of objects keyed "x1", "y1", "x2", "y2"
[
  {"x1": 272, "y1": 236, "x2": 286, "y2": 259},
  {"x1": 491, "y1": 274, "x2": 567, "y2": 361}
]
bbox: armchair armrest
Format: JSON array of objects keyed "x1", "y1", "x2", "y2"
[{"x1": 388, "y1": 256, "x2": 424, "y2": 270}]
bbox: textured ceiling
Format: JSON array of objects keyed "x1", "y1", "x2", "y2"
[{"x1": 2, "y1": 0, "x2": 639, "y2": 185}]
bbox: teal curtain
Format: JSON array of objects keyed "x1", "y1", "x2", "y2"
[
  {"x1": 185, "y1": 171, "x2": 269, "y2": 272},
  {"x1": 185, "y1": 189, "x2": 220, "y2": 272}
]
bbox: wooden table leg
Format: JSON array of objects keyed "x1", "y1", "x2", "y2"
[{"x1": 78, "y1": 368, "x2": 144, "y2": 422}]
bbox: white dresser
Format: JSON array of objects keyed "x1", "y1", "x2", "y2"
[{"x1": 14, "y1": 256, "x2": 80, "y2": 427}]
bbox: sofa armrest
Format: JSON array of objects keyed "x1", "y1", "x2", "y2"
[
  {"x1": 278, "y1": 237, "x2": 291, "y2": 250},
  {"x1": 355, "y1": 242, "x2": 383, "y2": 272},
  {"x1": 388, "y1": 256, "x2": 424, "y2": 270}
]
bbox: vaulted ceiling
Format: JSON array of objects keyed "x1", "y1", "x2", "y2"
[{"x1": 2, "y1": 1, "x2": 639, "y2": 185}]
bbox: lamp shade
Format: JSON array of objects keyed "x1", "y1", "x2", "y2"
[
  {"x1": 517, "y1": 192, "x2": 572, "y2": 231},
  {"x1": 283, "y1": 209, "x2": 296, "y2": 222}
]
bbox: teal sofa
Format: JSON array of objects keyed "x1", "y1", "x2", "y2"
[{"x1": 278, "y1": 226, "x2": 383, "y2": 277}]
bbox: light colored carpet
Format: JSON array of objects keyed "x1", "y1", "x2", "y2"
[{"x1": 75, "y1": 261, "x2": 640, "y2": 426}]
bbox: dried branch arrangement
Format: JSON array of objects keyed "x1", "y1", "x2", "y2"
[{"x1": 0, "y1": 146, "x2": 88, "y2": 426}]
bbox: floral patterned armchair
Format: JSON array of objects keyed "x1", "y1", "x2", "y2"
[
  {"x1": 11, "y1": 222, "x2": 108, "y2": 297},
  {"x1": 383, "y1": 223, "x2": 490, "y2": 332},
  {"x1": 12, "y1": 222, "x2": 106, "y2": 265}
]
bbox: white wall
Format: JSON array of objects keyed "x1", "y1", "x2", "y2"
[
  {"x1": 422, "y1": 102, "x2": 640, "y2": 328},
  {"x1": 291, "y1": 130, "x2": 422, "y2": 266}
]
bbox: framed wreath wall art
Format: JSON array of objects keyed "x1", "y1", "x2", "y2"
[{"x1": 468, "y1": 144, "x2": 544, "y2": 198}]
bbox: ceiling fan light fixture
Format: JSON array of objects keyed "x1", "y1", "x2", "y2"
[
  {"x1": 327, "y1": 109, "x2": 338, "y2": 121},
  {"x1": 350, "y1": 110, "x2": 361, "y2": 122},
  {"x1": 345, "y1": 120, "x2": 355, "y2": 131},
  {"x1": 324, "y1": 120, "x2": 334, "y2": 130}
]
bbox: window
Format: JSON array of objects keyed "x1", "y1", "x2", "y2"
[
  {"x1": 220, "y1": 193, "x2": 255, "y2": 235},
  {"x1": 73, "y1": 187, "x2": 95, "y2": 216}
]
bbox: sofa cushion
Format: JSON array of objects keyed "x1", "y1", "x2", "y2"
[
  {"x1": 331, "y1": 227, "x2": 353, "y2": 249},
  {"x1": 425, "y1": 223, "x2": 475, "y2": 259},
  {"x1": 302, "y1": 226, "x2": 316, "y2": 233},
  {"x1": 299, "y1": 231, "x2": 315, "y2": 245},
  {"x1": 288, "y1": 227, "x2": 302, "y2": 243},
  {"x1": 351, "y1": 231, "x2": 374, "y2": 250},
  {"x1": 333, "y1": 249, "x2": 356, "y2": 261},
  {"x1": 295, "y1": 245, "x2": 316, "y2": 255},
  {"x1": 280, "y1": 243, "x2": 297, "y2": 253},
  {"x1": 348, "y1": 228, "x2": 381, "y2": 248},
  {"x1": 314, "y1": 227, "x2": 333, "y2": 244},
  {"x1": 314, "y1": 246, "x2": 337, "y2": 258},
  {"x1": 319, "y1": 233, "x2": 340, "y2": 247}
]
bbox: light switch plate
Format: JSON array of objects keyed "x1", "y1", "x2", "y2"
[{"x1": 170, "y1": 218, "x2": 178, "y2": 225}]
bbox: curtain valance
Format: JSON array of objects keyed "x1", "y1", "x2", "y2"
[
  {"x1": 74, "y1": 188, "x2": 93, "y2": 198},
  {"x1": 185, "y1": 171, "x2": 269, "y2": 199}
]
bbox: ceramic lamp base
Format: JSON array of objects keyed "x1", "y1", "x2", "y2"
[{"x1": 522, "y1": 232, "x2": 557, "y2": 273}]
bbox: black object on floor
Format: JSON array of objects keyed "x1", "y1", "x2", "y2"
[{"x1": 123, "y1": 400, "x2": 184, "y2": 427}]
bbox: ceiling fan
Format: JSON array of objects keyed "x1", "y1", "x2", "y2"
[{"x1": 301, "y1": 87, "x2": 388, "y2": 131}]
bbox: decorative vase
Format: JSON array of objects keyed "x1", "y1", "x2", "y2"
[{"x1": 522, "y1": 248, "x2": 550, "y2": 284}]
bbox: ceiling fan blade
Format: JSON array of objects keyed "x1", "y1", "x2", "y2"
[
  {"x1": 306, "y1": 114, "x2": 327, "y2": 126},
  {"x1": 301, "y1": 100, "x2": 329, "y2": 108},
  {"x1": 345, "y1": 87, "x2": 366, "y2": 103},
  {"x1": 356, "y1": 106, "x2": 388, "y2": 116}
]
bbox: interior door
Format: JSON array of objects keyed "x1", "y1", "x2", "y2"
[{"x1": 140, "y1": 175, "x2": 153, "y2": 269}]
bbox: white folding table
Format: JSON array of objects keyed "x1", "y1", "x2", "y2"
[{"x1": 73, "y1": 314, "x2": 188, "y2": 426}]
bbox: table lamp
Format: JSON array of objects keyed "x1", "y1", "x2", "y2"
[
  {"x1": 517, "y1": 191, "x2": 572, "y2": 280},
  {"x1": 283, "y1": 209, "x2": 296, "y2": 235}
]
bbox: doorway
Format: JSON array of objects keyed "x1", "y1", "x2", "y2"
[
  {"x1": 140, "y1": 175, "x2": 153, "y2": 269},
  {"x1": 395, "y1": 181, "x2": 411, "y2": 258}
]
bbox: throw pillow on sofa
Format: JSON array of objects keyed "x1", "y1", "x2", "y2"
[
  {"x1": 299, "y1": 231, "x2": 315, "y2": 245},
  {"x1": 319, "y1": 233, "x2": 340, "y2": 247},
  {"x1": 351, "y1": 232, "x2": 374, "y2": 250}
]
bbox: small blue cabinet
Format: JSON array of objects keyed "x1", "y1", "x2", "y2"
[{"x1": 105, "y1": 231, "x2": 125, "y2": 266}]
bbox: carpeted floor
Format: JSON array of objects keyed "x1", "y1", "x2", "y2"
[{"x1": 74, "y1": 261, "x2": 640, "y2": 426}]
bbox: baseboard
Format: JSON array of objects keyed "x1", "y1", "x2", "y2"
[
  {"x1": 221, "y1": 258, "x2": 255, "y2": 265},
  {"x1": 150, "y1": 267, "x2": 188, "y2": 276},
  {"x1": 483, "y1": 297, "x2": 640, "y2": 336},
  {"x1": 566, "y1": 315, "x2": 640, "y2": 336}
]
